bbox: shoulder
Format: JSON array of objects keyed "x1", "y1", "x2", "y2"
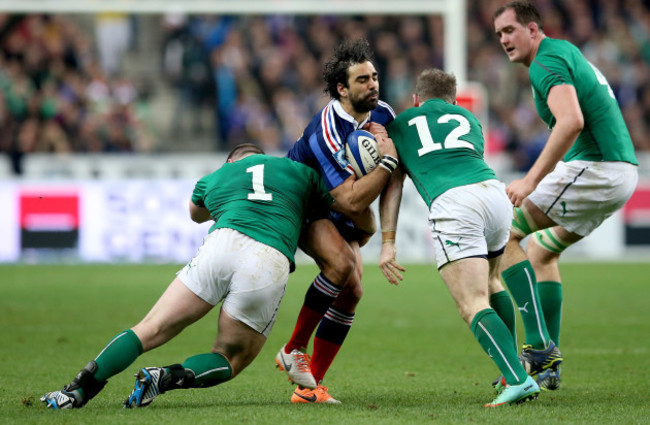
[
  {"x1": 388, "y1": 106, "x2": 419, "y2": 130},
  {"x1": 281, "y1": 156, "x2": 314, "y2": 173},
  {"x1": 532, "y1": 38, "x2": 578, "y2": 69},
  {"x1": 530, "y1": 41, "x2": 574, "y2": 84},
  {"x1": 374, "y1": 100, "x2": 397, "y2": 122}
]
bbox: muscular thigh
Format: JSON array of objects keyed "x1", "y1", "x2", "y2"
[
  {"x1": 519, "y1": 200, "x2": 583, "y2": 243},
  {"x1": 299, "y1": 219, "x2": 352, "y2": 264},
  {"x1": 299, "y1": 219, "x2": 355, "y2": 284}
]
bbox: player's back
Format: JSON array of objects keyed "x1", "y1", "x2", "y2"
[
  {"x1": 530, "y1": 38, "x2": 637, "y2": 164},
  {"x1": 196, "y1": 155, "x2": 333, "y2": 264},
  {"x1": 387, "y1": 99, "x2": 496, "y2": 207}
]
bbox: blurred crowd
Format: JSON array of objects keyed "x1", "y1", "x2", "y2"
[
  {"x1": 0, "y1": 14, "x2": 154, "y2": 174},
  {"x1": 2, "y1": 1, "x2": 650, "y2": 175}
]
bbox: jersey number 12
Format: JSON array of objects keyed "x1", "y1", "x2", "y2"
[{"x1": 408, "y1": 114, "x2": 474, "y2": 156}]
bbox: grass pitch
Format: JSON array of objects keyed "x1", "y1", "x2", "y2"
[{"x1": 1, "y1": 262, "x2": 649, "y2": 424}]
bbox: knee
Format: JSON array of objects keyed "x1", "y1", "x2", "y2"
[
  {"x1": 321, "y1": 246, "x2": 355, "y2": 286},
  {"x1": 131, "y1": 322, "x2": 163, "y2": 352},
  {"x1": 458, "y1": 303, "x2": 486, "y2": 326},
  {"x1": 526, "y1": 236, "x2": 561, "y2": 269},
  {"x1": 453, "y1": 290, "x2": 489, "y2": 326},
  {"x1": 333, "y1": 276, "x2": 363, "y2": 311}
]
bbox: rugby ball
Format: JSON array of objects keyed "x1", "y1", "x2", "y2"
[{"x1": 345, "y1": 130, "x2": 381, "y2": 177}]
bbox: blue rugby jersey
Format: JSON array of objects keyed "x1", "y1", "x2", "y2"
[{"x1": 287, "y1": 98, "x2": 395, "y2": 240}]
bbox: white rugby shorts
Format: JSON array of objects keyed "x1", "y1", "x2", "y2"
[
  {"x1": 528, "y1": 161, "x2": 638, "y2": 236},
  {"x1": 177, "y1": 228, "x2": 290, "y2": 337},
  {"x1": 428, "y1": 179, "x2": 513, "y2": 269}
]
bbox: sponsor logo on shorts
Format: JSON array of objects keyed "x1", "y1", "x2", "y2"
[
  {"x1": 560, "y1": 201, "x2": 569, "y2": 216},
  {"x1": 445, "y1": 238, "x2": 461, "y2": 249}
]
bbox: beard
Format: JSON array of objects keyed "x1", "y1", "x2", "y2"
[{"x1": 350, "y1": 91, "x2": 379, "y2": 113}]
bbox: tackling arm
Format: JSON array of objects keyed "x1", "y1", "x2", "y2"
[{"x1": 189, "y1": 200, "x2": 212, "y2": 223}]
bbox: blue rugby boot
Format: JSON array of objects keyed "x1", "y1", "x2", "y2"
[
  {"x1": 41, "y1": 388, "x2": 83, "y2": 409},
  {"x1": 124, "y1": 364, "x2": 195, "y2": 408},
  {"x1": 124, "y1": 367, "x2": 165, "y2": 408},
  {"x1": 520, "y1": 341, "x2": 563, "y2": 377},
  {"x1": 537, "y1": 366, "x2": 561, "y2": 391}
]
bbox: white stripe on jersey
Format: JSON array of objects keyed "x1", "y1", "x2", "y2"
[
  {"x1": 378, "y1": 100, "x2": 396, "y2": 118},
  {"x1": 320, "y1": 101, "x2": 344, "y2": 154}
]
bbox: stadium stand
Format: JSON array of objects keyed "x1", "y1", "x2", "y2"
[{"x1": 1, "y1": 1, "x2": 650, "y2": 177}]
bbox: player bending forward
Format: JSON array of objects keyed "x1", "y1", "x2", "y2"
[
  {"x1": 41, "y1": 144, "x2": 374, "y2": 409},
  {"x1": 379, "y1": 68, "x2": 539, "y2": 407}
]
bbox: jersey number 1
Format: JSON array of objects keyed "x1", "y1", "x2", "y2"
[{"x1": 246, "y1": 164, "x2": 273, "y2": 201}]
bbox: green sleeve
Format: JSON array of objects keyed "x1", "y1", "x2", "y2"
[
  {"x1": 191, "y1": 176, "x2": 209, "y2": 207},
  {"x1": 312, "y1": 170, "x2": 335, "y2": 207},
  {"x1": 531, "y1": 54, "x2": 573, "y2": 99}
]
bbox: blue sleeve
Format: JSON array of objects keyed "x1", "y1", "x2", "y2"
[{"x1": 308, "y1": 132, "x2": 353, "y2": 190}]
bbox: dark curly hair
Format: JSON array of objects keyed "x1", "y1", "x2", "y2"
[{"x1": 323, "y1": 39, "x2": 375, "y2": 100}]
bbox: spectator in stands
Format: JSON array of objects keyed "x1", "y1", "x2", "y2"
[
  {"x1": 2, "y1": 2, "x2": 650, "y2": 171},
  {"x1": 0, "y1": 13, "x2": 154, "y2": 175}
]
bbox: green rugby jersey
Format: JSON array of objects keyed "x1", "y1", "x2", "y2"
[
  {"x1": 387, "y1": 98, "x2": 496, "y2": 207},
  {"x1": 530, "y1": 37, "x2": 637, "y2": 164},
  {"x1": 192, "y1": 154, "x2": 334, "y2": 268}
]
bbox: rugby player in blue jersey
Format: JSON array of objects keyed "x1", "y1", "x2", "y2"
[{"x1": 276, "y1": 39, "x2": 399, "y2": 404}]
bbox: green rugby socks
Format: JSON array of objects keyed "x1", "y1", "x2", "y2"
[
  {"x1": 471, "y1": 309, "x2": 529, "y2": 386},
  {"x1": 93, "y1": 329, "x2": 143, "y2": 381},
  {"x1": 537, "y1": 280, "x2": 562, "y2": 347},
  {"x1": 502, "y1": 261, "x2": 551, "y2": 349},
  {"x1": 490, "y1": 290, "x2": 517, "y2": 351},
  {"x1": 182, "y1": 353, "x2": 232, "y2": 387}
]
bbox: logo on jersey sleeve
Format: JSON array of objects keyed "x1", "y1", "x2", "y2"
[{"x1": 334, "y1": 149, "x2": 350, "y2": 170}]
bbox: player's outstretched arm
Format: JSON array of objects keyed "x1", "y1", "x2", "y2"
[{"x1": 378, "y1": 166, "x2": 406, "y2": 285}]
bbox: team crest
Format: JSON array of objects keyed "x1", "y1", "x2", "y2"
[{"x1": 333, "y1": 149, "x2": 350, "y2": 170}]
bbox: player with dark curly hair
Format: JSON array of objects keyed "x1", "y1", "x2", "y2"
[{"x1": 277, "y1": 39, "x2": 398, "y2": 404}]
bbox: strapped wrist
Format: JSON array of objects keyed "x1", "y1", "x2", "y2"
[
  {"x1": 382, "y1": 230, "x2": 396, "y2": 242},
  {"x1": 378, "y1": 155, "x2": 399, "y2": 173}
]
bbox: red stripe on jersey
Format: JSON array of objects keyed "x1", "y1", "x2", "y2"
[{"x1": 321, "y1": 105, "x2": 339, "y2": 153}]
